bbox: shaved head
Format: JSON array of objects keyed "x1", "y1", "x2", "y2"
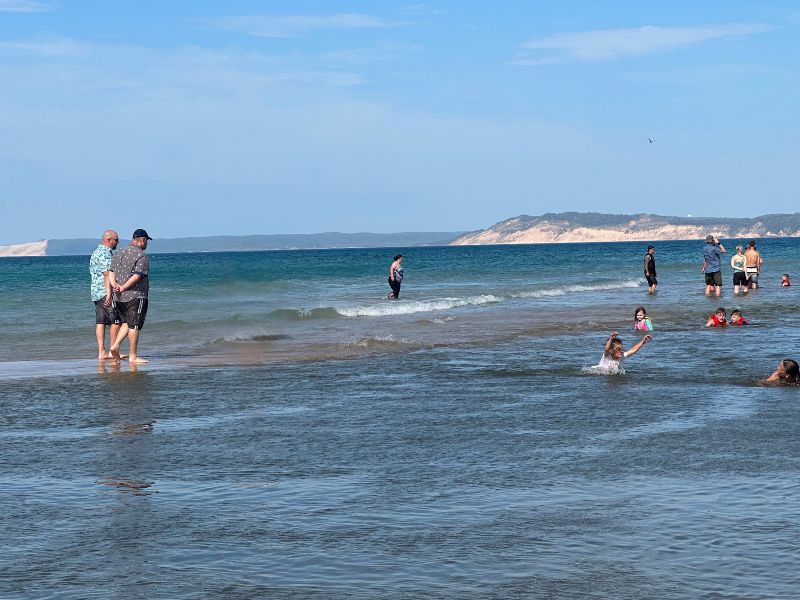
[{"x1": 101, "y1": 229, "x2": 119, "y2": 249}]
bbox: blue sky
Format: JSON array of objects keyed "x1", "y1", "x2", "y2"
[{"x1": 1, "y1": 1, "x2": 798, "y2": 243}]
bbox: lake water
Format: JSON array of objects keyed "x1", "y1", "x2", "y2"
[{"x1": 1, "y1": 240, "x2": 799, "y2": 598}]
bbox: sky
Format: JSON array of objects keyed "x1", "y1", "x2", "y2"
[{"x1": 1, "y1": 0, "x2": 798, "y2": 243}]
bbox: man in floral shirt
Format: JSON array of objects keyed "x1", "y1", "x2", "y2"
[{"x1": 89, "y1": 229, "x2": 120, "y2": 360}]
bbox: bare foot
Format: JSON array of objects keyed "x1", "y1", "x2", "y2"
[
  {"x1": 110, "y1": 347, "x2": 121, "y2": 361},
  {"x1": 128, "y1": 356, "x2": 150, "y2": 364}
]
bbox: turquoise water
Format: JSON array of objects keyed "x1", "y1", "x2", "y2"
[{"x1": 1, "y1": 240, "x2": 799, "y2": 598}]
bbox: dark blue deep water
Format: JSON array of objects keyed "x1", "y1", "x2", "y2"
[{"x1": 1, "y1": 240, "x2": 799, "y2": 598}]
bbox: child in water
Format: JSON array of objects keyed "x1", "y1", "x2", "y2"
[
  {"x1": 729, "y1": 309, "x2": 748, "y2": 326},
  {"x1": 781, "y1": 274, "x2": 791, "y2": 287},
  {"x1": 633, "y1": 306, "x2": 653, "y2": 331},
  {"x1": 705, "y1": 307, "x2": 727, "y2": 327},
  {"x1": 763, "y1": 359, "x2": 800, "y2": 385},
  {"x1": 595, "y1": 331, "x2": 652, "y2": 373}
]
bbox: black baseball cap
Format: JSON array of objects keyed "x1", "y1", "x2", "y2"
[{"x1": 133, "y1": 228, "x2": 153, "y2": 240}]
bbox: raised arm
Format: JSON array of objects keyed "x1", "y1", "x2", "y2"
[
  {"x1": 604, "y1": 331, "x2": 619, "y2": 354},
  {"x1": 625, "y1": 334, "x2": 652, "y2": 358}
]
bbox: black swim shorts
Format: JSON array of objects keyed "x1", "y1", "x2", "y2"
[
  {"x1": 733, "y1": 271, "x2": 748, "y2": 286},
  {"x1": 117, "y1": 297, "x2": 148, "y2": 330},
  {"x1": 645, "y1": 274, "x2": 657, "y2": 286},
  {"x1": 94, "y1": 299, "x2": 119, "y2": 326},
  {"x1": 704, "y1": 271, "x2": 722, "y2": 287}
]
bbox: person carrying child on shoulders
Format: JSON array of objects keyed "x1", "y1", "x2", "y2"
[{"x1": 705, "y1": 307, "x2": 727, "y2": 327}]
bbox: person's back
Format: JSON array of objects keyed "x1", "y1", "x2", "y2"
[
  {"x1": 702, "y1": 241, "x2": 722, "y2": 273},
  {"x1": 112, "y1": 245, "x2": 149, "y2": 302},
  {"x1": 744, "y1": 241, "x2": 762, "y2": 289}
]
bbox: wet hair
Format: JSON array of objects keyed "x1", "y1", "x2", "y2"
[
  {"x1": 634, "y1": 306, "x2": 647, "y2": 319},
  {"x1": 731, "y1": 309, "x2": 742, "y2": 317},
  {"x1": 647, "y1": 245, "x2": 654, "y2": 251},
  {"x1": 393, "y1": 254, "x2": 403, "y2": 261},
  {"x1": 748, "y1": 240, "x2": 756, "y2": 248},
  {"x1": 608, "y1": 338, "x2": 623, "y2": 353},
  {"x1": 716, "y1": 307, "x2": 726, "y2": 315},
  {"x1": 779, "y1": 359, "x2": 800, "y2": 384},
  {"x1": 783, "y1": 273, "x2": 790, "y2": 279}
]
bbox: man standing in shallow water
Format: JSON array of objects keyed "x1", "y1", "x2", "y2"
[
  {"x1": 643, "y1": 245, "x2": 657, "y2": 293},
  {"x1": 701, "y1": 234, "x2": 726, "y2": 297},
  {"x1": 744, "y1": 240, "x2": 762, "y2": 289},
  {"x1": 89, "y1": 229, "x2": 120, "y2": 360},
  {"x1": 109, "y1": 229, "x2": 152, "y2": 364}
]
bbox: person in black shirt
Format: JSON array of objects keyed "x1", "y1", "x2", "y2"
[{"x1": 644, "y1": 245, "x2": 657, "y2": 293}]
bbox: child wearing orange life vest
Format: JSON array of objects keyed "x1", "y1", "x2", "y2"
[
  {"x1": 729, "y1": 309, "x2": 748, "y2": 326},
  {"x1": 705, "y1": 307, "x2": 727, "y2": 327}
]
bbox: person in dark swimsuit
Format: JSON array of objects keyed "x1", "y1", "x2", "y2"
[
  {"x1": 644, "y1": 245, "x2": 657, "y2": 293},
  {"x1": 387, "y1": 254, "x2": 404, "y2": 300}
]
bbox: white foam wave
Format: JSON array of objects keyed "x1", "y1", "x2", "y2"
[
  {"x1": 336, "y1": 295, "x2": 502, "y2": 317},
  {"x1": 582, "y1": 364, "x2": 626, "y2": 375},
  {"x1": 340, "y1": 333, "x2": 415, "y2": 347},
  {"x1": 516, "y1": 279, "x2": 643, "y2": 299}
]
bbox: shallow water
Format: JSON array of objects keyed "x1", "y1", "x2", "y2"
[{"x1": 1, "y1": 240, "x2": 799, "y2": 598}]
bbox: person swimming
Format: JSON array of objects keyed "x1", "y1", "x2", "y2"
[
  {"x1": 781, "y1": 274, "x2": 791, "y2": 287},
  {"x1": 591, "y1": 331, "x2": 652, "y2": 374},
  {"x1": 633, "y1": 306, "x2": 653, "y2": 331},
  {"x1": 763, "y1": 359, "x2": 800, "y2": 385},
  {"x1": 729, "y1": 309, "x2": 748, "y2": 326},
  {"x1": 705, "y1": 307, "x2": 727, "y2": 327}
]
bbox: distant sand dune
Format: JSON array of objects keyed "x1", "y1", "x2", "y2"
[{"x1": 0, "y1": 240, "x2": 48, "y2": 257}]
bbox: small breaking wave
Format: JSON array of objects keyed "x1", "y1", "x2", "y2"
[
  {"x1": 339, "y1": 333, "x2": 418, "y2": 348},
  {"x1": 222, "y1": 333, "x2": 292, "y2": 343},
  {"x1": 516, "y1": 279, "x2": 644, "y2": 299},
  {"x1": 335, "y1": 295, "x2": 502, "y2": 317}
]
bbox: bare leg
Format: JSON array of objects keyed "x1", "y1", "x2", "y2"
[
  {"x1": 715, "y1": 285, "x2": 722, "y2": 297},
  {"x1": 96, "y1": 324, "x2": 107, "y2": 360},
  {"x1": 110, "y1": 323, "x2": 129, "y2": 360},
  {"x1": 127, "y1": 329, "x2": 149, "y2": 364}
]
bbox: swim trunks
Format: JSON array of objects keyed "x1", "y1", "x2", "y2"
[
  {"x1": 733, "y1": 271, "x2": 748, "y2": 286},
  {"x1": 94, "y1": 299, "x2": 119, "y2": 326},
  {"x1": 117, "y1": 297, "x2": 148, "y2": 330}
]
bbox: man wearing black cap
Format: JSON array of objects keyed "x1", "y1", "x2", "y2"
[{"x1": 109, "y1": 229, "x2": 153, "y2": 363}]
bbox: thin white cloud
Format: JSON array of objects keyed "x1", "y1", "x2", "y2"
[
  {"x1": 0, "y1": 0, "x2": 51, "y2": 12},
  {"x1": 400, "y1": 4, "x2": 447, "y2": 16},
  {"x1": 0, "y1": 37, "x2": 92, "y2": 57},
  {"x1": 207, "y1": 13, "x2": 402, "y2": 38},
  {"x1": 514, "y1": 23, "x2": 776, "y2": 65}
]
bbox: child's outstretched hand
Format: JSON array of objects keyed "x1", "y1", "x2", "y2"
[
  {"x1": 609, "y1": 331, "x2": 618, "y2": 338},
  {"x1": 643, "y1": 335, "x2": 652, "y2": 343}
]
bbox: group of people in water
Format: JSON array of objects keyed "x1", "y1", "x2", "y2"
[{"x1": 604, "y1": 238, "x2": 797, "y2": 384}]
